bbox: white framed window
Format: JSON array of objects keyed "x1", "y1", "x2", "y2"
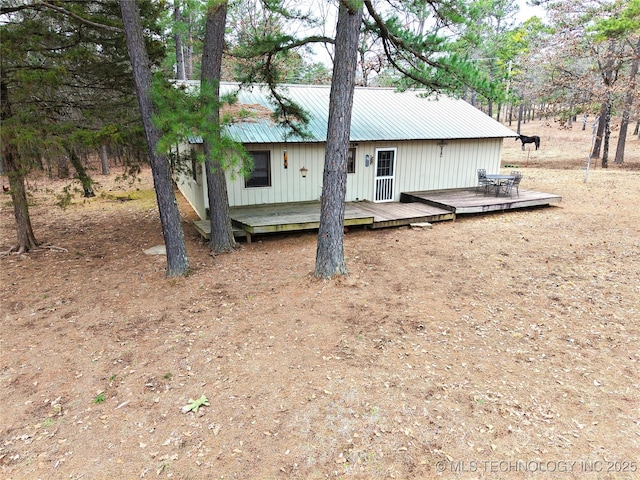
[{"x1": 245, "y1": 151, "x2": 272, "y2": 188}]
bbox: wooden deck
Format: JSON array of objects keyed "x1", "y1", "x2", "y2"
[
  {"x1": 401, "y1": 188, "x2": 562, "y2": 214},
  {"x1": 194, "y1": 200, "x2": 454, "y2": 242},
  {"x1": 345, "y1": 201, "x2": 454, "y2": 229},
  {"x1": 193, "y1": 188, "x2": 561, "y2": 241}
]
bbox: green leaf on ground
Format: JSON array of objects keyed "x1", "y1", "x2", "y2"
[{"x1": 181, "y1": 395, "x2": 209, "y2": 413}]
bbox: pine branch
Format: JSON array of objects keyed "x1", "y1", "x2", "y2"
[
  {"x1": 37, "y1": 1, "x2": 124, "y2": 33},
  {"x1": 363, "y1": 0, "x2": 492, "y2": 96},
  {"x1": 1, "y1": 4, "x2": 33, "y2": 15}
]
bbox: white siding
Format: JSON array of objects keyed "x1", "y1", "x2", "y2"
[
  {"x1": 222, "y1": 142, "x2": 325, "y2": 207},
  {"x1": 392, "y1": 138, "x2": 502, "y2": 199},
  {"x1": 345, "y1": 139, "x2": 503, "y2": 202},
  {"x1": 346, "y1": 144, "x2": 376, "y2": 202},
  {"x1": 175, "y1": 151, "x2": 207, "y2": 219},
  {"x1": 177, "y1": 138, "x2": 505, "y2": 218}
]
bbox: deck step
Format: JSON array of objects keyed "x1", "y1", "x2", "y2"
[
  {"x1": 193, "y1": 220, "x2": 247, "y2": 240},
  {"x1": 410, "y1": 222, "x2": 433, "y2": 229}
]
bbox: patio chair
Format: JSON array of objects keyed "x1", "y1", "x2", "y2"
[
  {"x1": 503, "y1": 173, "x2": 522, "y2": 197},
  {"x1": 476, "y1": 169, "x2": 492, "y2": 195}
]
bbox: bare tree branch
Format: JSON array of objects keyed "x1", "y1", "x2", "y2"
[{"x1": 38, "y1": 1, "x2": 124, "y2": 33}]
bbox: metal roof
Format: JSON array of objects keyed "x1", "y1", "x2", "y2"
[{"x1": 190, "y1": 82, "x2": 518, "y2": 144}]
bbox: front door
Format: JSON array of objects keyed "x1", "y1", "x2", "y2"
[{"x1": 374, "y1": 148, "x2": 396, "y2": 202}]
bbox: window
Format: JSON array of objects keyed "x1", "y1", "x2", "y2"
[
  {"x1": 245, "y1": 151, "x2": 271, "y2": 188},
  {"x1": 376, "y1": 150, "x2": 395, "y2": 177},
  {"x1": 347, "y1": 147, "x2": 356, "y2": 174},
  {"x1": 190, "y1": 149, "x2": 200, "y2": 183}
]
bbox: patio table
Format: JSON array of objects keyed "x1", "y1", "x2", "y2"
[{"x1": 485, "y1": 174, "x2": 516, "y2": 196}]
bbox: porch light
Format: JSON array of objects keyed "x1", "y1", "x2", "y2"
[{"x1": 300, "y1": 166, "x2": 308, "y2": 178}]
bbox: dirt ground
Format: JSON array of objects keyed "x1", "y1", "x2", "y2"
[{"x1": 1, "y1": 120, "x2": 639, "y2": 480}]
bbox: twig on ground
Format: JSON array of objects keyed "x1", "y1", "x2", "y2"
[
  {"x1": 35, "y1": 244, "x2": 68, "y2": 253},
  {"x1": 0, "y1": 246, "x2": 17, "y2": 256}
]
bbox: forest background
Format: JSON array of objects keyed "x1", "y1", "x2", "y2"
[{"x1": 2, "y1": 0, "x2": 639, "y2": 275}]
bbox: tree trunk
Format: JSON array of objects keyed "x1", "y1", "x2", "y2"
[
  {"x1": 591, "y1": 102, "x2": 607, "y2": 158},
  {"x1": 185, "y1": 11, "x2": 194, "y2": 79},
  {"x1": 516, "y1": 104, "x2": 523, "y2": 134},
  {"x1": 100, "y1": 144, "x2": 110, "y2": 175},
  {"x1": 315, "y1": 1, "x2": 363, "y2": 279},
  {"x1": 119, "y1": 0, "x2": 190, "y2": 277},
  {"x1": 1, "y1": 78, "x2": 39, "y2": 253},
  {"x1": 4, "y1": 146, "x2": 39, "y2": 253},
  {"x1": 82, "y1": 149, "x2": 90, "y2": 167},
  {"x1": 174, "y1": 0, "x2": 186, "y2": 80},
  {"x1": 67, "y1": 146, "x2": 96, "y2": 197},
  {"x1": 487, "y1": 61, "x2": 494, "y2": 119},
  {"x1": 615, "y1": 38, "x2": 640, "y2": 164},
  {"x1": 57, "y1": 156, "x2": 70, "y2": 179},
  {"x1": 201, "y1": 1, "x2": 235, "y2": 253},
  {"x1": 601, "y1": 99, "x2": 611, "y2": 168},
  {"x1": 594, "y1": 39, "x2": 617, "y2": 162}
]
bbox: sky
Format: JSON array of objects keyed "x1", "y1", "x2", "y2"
[
  {"x1": 306, "y1": 0, "x2": 548, "y2": 66},
  {"x1": 516, "y1": 0, "x2": 547, "y2": 23}
]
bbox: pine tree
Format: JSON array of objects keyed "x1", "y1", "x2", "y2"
[
  {"x1": 201, "y1": 1, "x2": 236, "y2": 253},
  {"x1": 120, "y1": 0, "x2": 190, "y2": 276},
  {"x1": 1, "y1": 0, "x2": 141, "y2": 253},
  {"x1": 314, "y1": 1, "x2": 363, "y2": 279},
  {"x1": 593, "y1": 0, "x2": 640, "y2": 164}
]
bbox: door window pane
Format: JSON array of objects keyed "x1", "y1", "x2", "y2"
[{"x1": 376, "y1": 150, "x2": 394, "y2": 177}]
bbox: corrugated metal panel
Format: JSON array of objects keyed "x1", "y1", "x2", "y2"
[{"x1": 212, "y1": 83, "x2": 517, "y2": 144}]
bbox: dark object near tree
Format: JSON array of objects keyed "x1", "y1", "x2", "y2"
[{"x1": 515, "y1": 135, "x2": 540, "y2": 150}]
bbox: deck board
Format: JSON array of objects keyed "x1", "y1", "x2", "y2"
[
  {"x1": 401, "y1": 188, "x2": 562, "y2": 214},
  {"x1": 228, "y1": 201, "x2": 454, "y2": 234},
  {"x1": 230, "y1": 202, "x2": 374, "y2": 234},
  {"x1": 192, "y1": 188, "x2": 561, "y2": 240},
  {"x1": 348, "y1": 201, "x2": 454, "y2": 228},
  {"x1": 193, "y1": 221, "x2": 247, "y2": 241}
]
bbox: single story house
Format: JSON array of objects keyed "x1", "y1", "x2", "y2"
[{"x1": 176, "y1": 82, "x2": 518, "y2": 220}]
